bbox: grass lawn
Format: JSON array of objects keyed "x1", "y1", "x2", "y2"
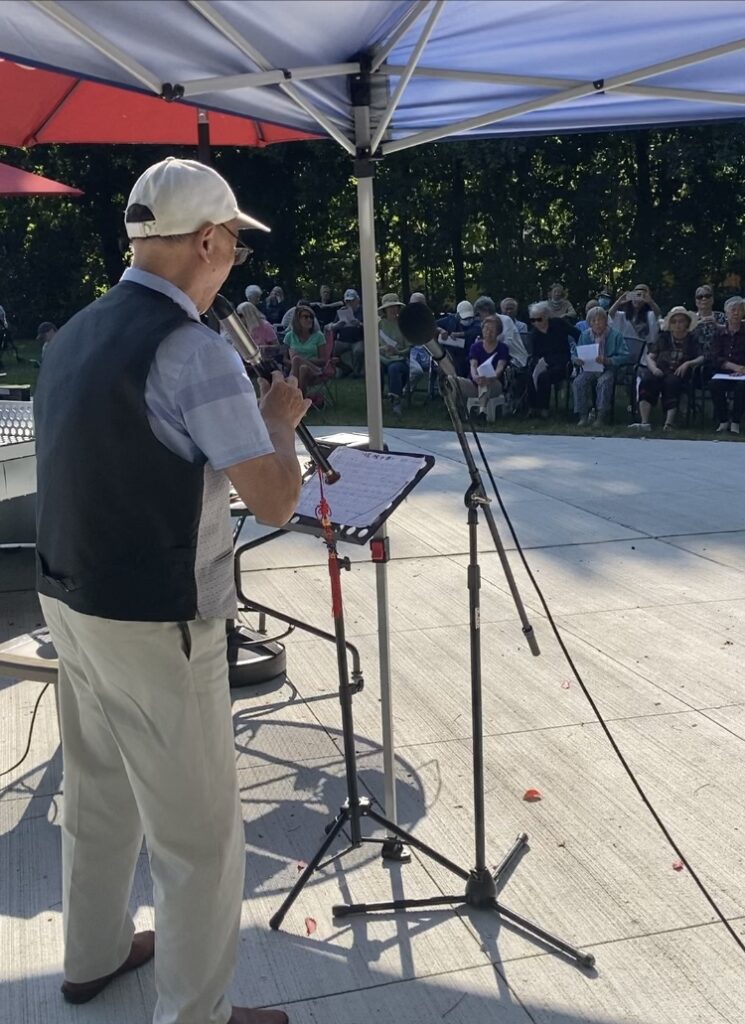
[
  {"x1": 306, "y1": 375, "x2": 744, "y2": 443},
  {"x1": 0, "y1": 339, "x2": 42, "y2": 389},
  {"x1": 4, "y1": 341, "x2": 741, "y2": 443}
]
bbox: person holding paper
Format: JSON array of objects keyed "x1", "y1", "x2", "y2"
[
  {"x1": 456, "y1": 314, "x2": 510, "y2": 419},
  {"x1": 527, "y1": 302, "x2": 580, "y2": 418},
  {"x1": 570, "y1": 306, "x2": 629, "y2": 426},
  {"x1": 630, "y1": 306, "x2": 702, "y2": 432},
  {"x1": 378, "y1": 293, "x2": 410, "y2": 415},
  {"x1": 710, "y1": 296, "x2": 745, "y2": 434}
]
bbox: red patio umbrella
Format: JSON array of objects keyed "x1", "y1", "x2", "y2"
[
  {"x1": 0, "y1": 159, "x2": 82, "y2": 195},
  {"x1": 0, "y1": 58, "x2": 315, "y2": 150}
]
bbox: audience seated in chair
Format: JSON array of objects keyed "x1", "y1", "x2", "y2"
[
  {"x1": 331, "y1": 288, "x2": 365, "y2": 377},
  {"x1": 710, "y1": 296, "x2": 745, "y2": 435},
  {"x1": 527, "y1": 301, "x2": 580, "y2": 418},
  {"x1": 456, "y1": 314, "x2": 509, "y2": 421},
  {"x1": 570, "y1": 306, "x2": 629, "y2": 426},
  {"x1": 378, "y1": 293, "x2": 410, "y2": 415},
  {"x1": 284, "y1": 303, "x2": 329, "y2": 404},
  {"x1": 629, "y1": 306, "x2": 702, "y2": 433}
]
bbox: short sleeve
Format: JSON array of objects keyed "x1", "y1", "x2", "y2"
[{"x1": 145, "y1": 322, "x2": 274, "y2": 471}]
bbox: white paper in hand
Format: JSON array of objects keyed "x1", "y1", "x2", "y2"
[
  {"x1": 476, "y1": 356, "x2": 497, "y2": 378},
  {"x1": 576, "y1": 343, "x2": 602, "y2": 373}
]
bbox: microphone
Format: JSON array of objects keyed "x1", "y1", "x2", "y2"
[
  {"x1": 398, "y1": 302, "x2": 457, "y2": 377},
  {"x1": 212, "y1": 294, "x2": 340, "y2": 485}
]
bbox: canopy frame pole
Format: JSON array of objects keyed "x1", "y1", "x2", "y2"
[
  {"x1": 188, "y1": 0, "x2": 355, "y2": 154},
  {"x1": 384, "y1": 63, "x2": 745, "y2": 107},
  {"x1": 382, "y1": 35, "x2": 745, "y2": 155},
  {"x1": 383, "y1": 64, "x2": 578, "y2": 89},
  {"x1": 350, "y1": 60, "x2": 402, "y2": 848},
  {"x1": 369, "y1": 0, "x2": 446, "y2": 155},
  {"x1": 180, "y1": 64, "x2": 361, "y2": 98},
  {"x1": 31, "y1": 0, "x2": 162, "y2": 94},
  {"x1": 370, "y1": 0, "x2": 431, "y2": 74}
]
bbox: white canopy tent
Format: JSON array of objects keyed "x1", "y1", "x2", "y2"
[{"x1": 3, "y1": 0, "x2": 744, "y2": 828}]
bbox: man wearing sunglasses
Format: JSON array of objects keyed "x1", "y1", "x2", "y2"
[{"x1": 34, "y1": 157, "x2": 300, "y2": 1024}]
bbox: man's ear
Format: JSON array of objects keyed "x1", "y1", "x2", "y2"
[{"x1": 197, "y1": 223, "x2": 217, "y2": 264}]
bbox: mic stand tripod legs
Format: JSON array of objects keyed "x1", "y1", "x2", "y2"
[{"x1": 318, "y1": 374, "x2": 595, "y2": 970}]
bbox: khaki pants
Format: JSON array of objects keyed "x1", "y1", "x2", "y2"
[{"x1": 40, "y1": 596, "x2": 244, "y2": 1024}]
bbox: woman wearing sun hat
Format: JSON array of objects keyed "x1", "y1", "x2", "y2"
[
  {"x1": 378, "y1": 292, "x2": 410, "y2": 415},
  {"x1": 630, "y1": 306, "x2": 702, "y2": 432}
]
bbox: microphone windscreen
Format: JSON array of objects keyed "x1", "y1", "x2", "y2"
[{"x1": 398, "y1": 302, "x2": 436, "y2": 347}]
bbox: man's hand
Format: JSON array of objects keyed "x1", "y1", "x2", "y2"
[
  {"x1": 674, "y1": 361, "x2": 690, "y2": 378},
  {"x1": 258, "y1": 371, "x2": 310, "y2": 431},
  {"x1": 652, "y1": 366, "x2": 664, "y2": 378}
]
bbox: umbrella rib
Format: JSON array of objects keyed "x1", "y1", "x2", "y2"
[{"x1": 24, "y1": 77, "x2": 81, "y2": 147}]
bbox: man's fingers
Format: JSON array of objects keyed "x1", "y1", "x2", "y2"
[{"x1": 284, "y1": 373, "x2": 299, "y2": 389}]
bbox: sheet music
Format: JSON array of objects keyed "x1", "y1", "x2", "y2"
[
  {"x1": 712, "y1": 373, "x2": 745, "y2": 381},
  {"x1": 292, "y1": 446, "x2": 428, "y2": 530}
]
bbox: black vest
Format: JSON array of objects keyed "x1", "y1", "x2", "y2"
[{"x1": 35, "y1": 281, "x2": 207, "y2": 621}]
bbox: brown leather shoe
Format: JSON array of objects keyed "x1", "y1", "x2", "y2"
[
  {"x1": 61, "y1": 930, "x2": 155, "y2": 1004},
  {"x1": 228, "y1": 1009, "x2": 289, "y2": 1024}
]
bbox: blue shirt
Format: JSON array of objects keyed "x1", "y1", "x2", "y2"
[{"x1": 122, "y1": 267, "x2": 273, "y2": 470}]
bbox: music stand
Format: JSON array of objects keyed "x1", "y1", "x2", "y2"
[
  {"x1": 269, "y1": 445, "x2": 435, "y2": 929},
  {"x1": 313, "y1": 377, "x2": 595, "y2": 969}
]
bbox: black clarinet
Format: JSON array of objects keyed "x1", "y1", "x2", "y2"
[{"x1": 211, "y1": 294, "x2": 340, "y2": 484}]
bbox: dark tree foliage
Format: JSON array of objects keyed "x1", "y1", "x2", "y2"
[{"x1": 2, "y1": 123, "x2": 744, "y2": 334}]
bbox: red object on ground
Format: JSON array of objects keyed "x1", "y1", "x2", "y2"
[
  {"x1": 522, "y1": 788, "x2": 543, "y2": 802},
  {"x1": 0, "y1": 160, "x2": 82, "y2": 195},
  {"x1": 0, "y1": 58, "x2": 316, "y2": 148},
  {"x1": 304, "y1": 917, "x2": 317, "y2": 936}
]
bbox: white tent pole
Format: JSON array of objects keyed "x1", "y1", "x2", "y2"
[
  {"x1": 31, "y1": 0, "x2": 162, "y2": 93},
  {"x1": 180, "y1": 64, "x2": 360, "y2": 98},
  {"x1": 383, "y1": 64, "x2": 577, "y2": 89},
  {"x1": 351, "y1": 67, "x2": 400, "y2": 835},
  {"x1": 384, "y1": 63, "x2": 745, "y2": 107},
  {"x1": 382, "y1": 35, "x2": 745, "y2": 154},
  {"x1": 370, "y1": 0, "x2": 431, "y2": 74},
  {"x1": 369, "y1": 0, "x2": 446, "y2": 155},
  {"x1": 188, "y1": 0, "x2": 355, "y2": 154},
  {"x1": 616, "y1": 84, "x2": 745, "y2": 106}
]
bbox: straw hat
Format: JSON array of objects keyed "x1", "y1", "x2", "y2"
[
  {"x1": 379, "y1": 292, "x2": 404, "y2": 313},
  {"x1": 661, "y1": 306, "x2": 697, "y2": 332}
]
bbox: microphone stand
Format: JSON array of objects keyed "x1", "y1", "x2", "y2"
[{"x1": 327, "y1": 366, "x2": 595, "y2": 970}]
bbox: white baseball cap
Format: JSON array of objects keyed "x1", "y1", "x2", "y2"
[
  {"x1": 344, "y1": 288, "x2": 359, "y2": 301},
  {"x1": 457, "y1": 300, "x2": 475, "y2": 319},
  {"x1": 125, "y1": 156, "x2": 269, "y2": 239}
]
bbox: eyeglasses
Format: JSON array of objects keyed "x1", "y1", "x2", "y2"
[
  {"x1": 219, "y1": 223, "x2": 252, "y2": 266},
  {"x1": 299, "y1": 313, "x2": 313, "y2": 320},
  {"x1": 696, "y1": 292, "x2": 712, "y2": 299},
  {"x1": 529, "y1": 317, "x2": 546, "y2": 323}
]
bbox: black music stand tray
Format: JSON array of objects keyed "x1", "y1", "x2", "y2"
[{"x1": 268, "y1": 443, "x2": 594, "y2": 970}]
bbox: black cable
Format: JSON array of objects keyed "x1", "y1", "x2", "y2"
[
  {"x1": 470, "y1": 424, "x2": 745, "y2": 957},
  {"x1": 0, "y1": 682, "x2": 50, "y2": 779}
]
